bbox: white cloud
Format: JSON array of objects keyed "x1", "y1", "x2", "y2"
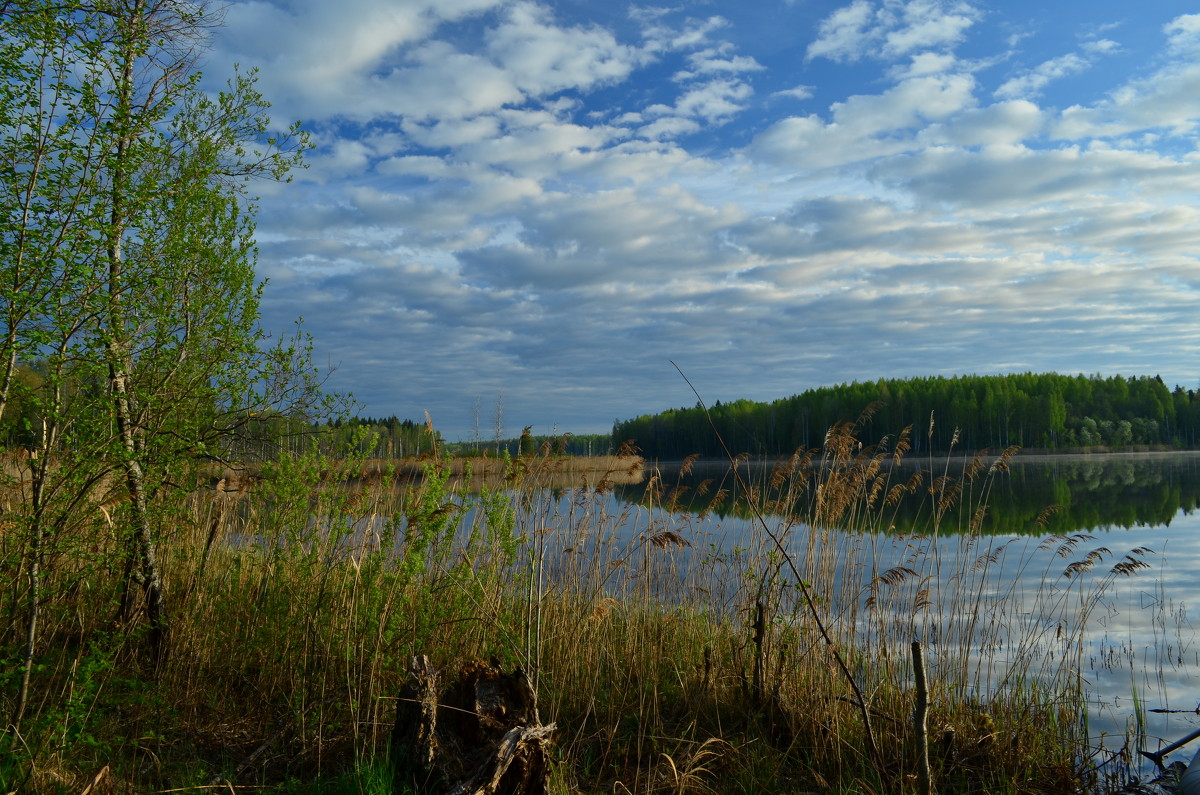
[
  {"x1": 930, "y1": 100, "x2": 1044, "y2": 147},
  {"x1": 376, "y1": 155, "x2": 451, "y2": 178},
  {"x1": 202, "y1": 2, "x2": 1200, "y2": 438},
  {"x1": 639, "y1": 117, "x2": 703, "y2": 140},
  {"x1": 882, "y1": 0, "x2": 977, "y2": 58},
  {"x1": 749, "y1": 73, "x2": 976, "y2": 170},
  {"x1": 677, "y1": 47, "x2": 764, "y2": 78},
  {"x1": 400, "y1": 116, "x2": 504, "y2": 149},
  {"x1": 1052, "y1": 22, "x2": 1200, "y2": 140},
  {"x1": 674, "y1": 79, "x2": 755, "y2": 122},
  {"x1": 486, "y1": 2, "x2": 646, "y2": 95},
  {"x1": 386, "y1": 43, "x2": 524, "y2": 121},
  {"x1": 772, "y1": 84, "x2": 815, "y2": 101},
  {"x1": 1164, "y1": 14, "x2": 1200, "y2": 55},
  {"x1": 806, "y1": 0, "x2": 876, "y2": 62},
  {"x1": 641, "y1": 78, "x2": 754, "y2": 136},
  {"x1": 995, "y1": 53, "x2": 1089, "y2": 100},
  {"x1": 1082, "y1": 38, "x2": 1120, "y2": 55},
  {"x1": 210, "y1": 0, "x2": 505, "y2": 120},
  {"x1": 452, "y1": 115, "x2": 619, "y2": 176},
  {"x1": 663, "y1": 16, "x2": 730, "y2": 51},
  {"x1": 807, "y1": 0, "x2": 980, "y2": 63},
  {"x1": 834, "y1": 73, "x2": 976, "y2": 129},
  {"x1": 305, "y1": 138, "x2": 374, "y2": 184},
  {"x1": 749, "y1": 113, "x2": 896, "y2": 171},
  {"x1": 457, "y1": 185, "x2": 747, "y2": 290},
  {"x1": 889, "y1": 51, "x2": 958, "y2": 80},
  {"x1": 869, "y1": 143, "x2": 1186, "y2": 210}
]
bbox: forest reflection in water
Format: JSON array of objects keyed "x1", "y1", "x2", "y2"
[
  {"x1": 588, "y1": 451, "x2": 1200, "y2": 765},
  {"x1": 613, "y1": 451, "x2": 1200, "y2": 536}
]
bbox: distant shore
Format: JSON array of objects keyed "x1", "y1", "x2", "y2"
[{"x1": 640, "y1": 447, "x2": 1200, "y2": 468}]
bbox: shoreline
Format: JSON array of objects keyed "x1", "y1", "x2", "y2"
[{"x1": 642, "y1": 448, "x2": 1200, "y2": 468}]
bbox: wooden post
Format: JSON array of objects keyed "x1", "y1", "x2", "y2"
[{"x1": 912, "y1": 641, "x2": 932, "y2": 795}]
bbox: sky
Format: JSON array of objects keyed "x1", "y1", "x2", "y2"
[{"x1": 198, "y1": 0, "x2": 1200, "y2": 441}]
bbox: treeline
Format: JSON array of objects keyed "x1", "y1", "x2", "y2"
[
  {"x1": 319, "y1": 415, "x2": 442, "y2": 458},
  {"x1": 612, "y1": 373, "x2": 1200, "y2": 459},
  {"x1": 317, "y1": 417, "x2": 615, "y2": 460},
  {"x1": 219, "y1": 413, "x2": 616, "y2": 460},
  {"x1": 446, "y1": 429, "x2": 614, "y2": 458}
]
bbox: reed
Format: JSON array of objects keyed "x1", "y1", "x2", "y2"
[{"x1": 0, "y1": 427, "x2": 1150, "y2": 793}]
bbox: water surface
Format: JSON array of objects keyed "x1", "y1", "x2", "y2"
[{"x1": 594, "y1": 452, "x2": 1200, "y2": 771}]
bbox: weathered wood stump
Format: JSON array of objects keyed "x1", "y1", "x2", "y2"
[{"x1": 392, "y1": 655, "x2": 555, "y2": 795}]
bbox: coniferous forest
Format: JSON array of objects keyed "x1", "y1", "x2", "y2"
[{"x1": 612, "y1": 372, "x2": 1200, "y2": 459}]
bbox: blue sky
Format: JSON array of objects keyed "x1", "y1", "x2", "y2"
[{"x1": 201, "y1": 1, "x2": 1200, "y2": 440}]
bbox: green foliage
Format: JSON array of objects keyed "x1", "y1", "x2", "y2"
[
  {"x1": 0, "y1": 1, "x2": 346, "y2": 781},
  {"x1": 397, "y1": 455, "x2": 463, "y2": 580},
  {"x1": 311, "y1": 415, "x2": 441, "y2": 459},
  {"x1": 271, "y1": 757, "x2": 396, "y2": 794},
  {"x1": 614, "y1": 372, "x2": 1200, "y2": 458}
]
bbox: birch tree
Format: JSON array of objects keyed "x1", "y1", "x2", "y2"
[{"x1": 1, "y1": 0, "x2": 314, "y2": 720}]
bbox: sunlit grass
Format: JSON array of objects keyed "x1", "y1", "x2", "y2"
[{"x1": 0, "y1": 426, "x2": 1153, "y2": 793}]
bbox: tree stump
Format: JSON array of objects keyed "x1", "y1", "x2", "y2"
[{"x1": 392, "y1": 655, "x2": 555, "y2": 795}]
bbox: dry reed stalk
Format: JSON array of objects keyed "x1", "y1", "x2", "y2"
[{"x1": 671, "y1": 362, "x2": 883, "y2": 771}]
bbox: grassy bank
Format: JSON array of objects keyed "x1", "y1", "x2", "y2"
[{"x1": 0, "y1": 429, "x2": 1144, "y2": 793}]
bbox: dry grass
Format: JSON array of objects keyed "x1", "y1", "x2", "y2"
[{"x1": 0, "y1": 433, "x2": 1145, "y2": 793}]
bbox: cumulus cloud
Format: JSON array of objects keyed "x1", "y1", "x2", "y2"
[
  {"x1": 807, "y1": 0, "x2": 980, "y2": 63},
  {"x1": 1164, "y1": 14, "x2": 1200, "y2": 55},
  {"x1": 211, "y1": 0, "x2": 504, "y2": 121},
  {"x1": 927, "y1": 99, "x2": 1044, "y2": 147},
  {"x1": 485, "y1": 2, "x2": 645, "y2": 95},
  {"x1": 1082, "y1": 38, "x2": 1120, "y2": 55},
  {"x1": 889, "y1": 51, "x2": 958, "y2": 80},
  {"x1": 805, "y1": 0, "x2": 876, "y2": 62},
  {"x1": 749, "y1": 73, "x2": 976, "y2": 169},
  {"x1": 676, "y1": 46, "x2": 764, "y2": 79},
  {"x1": 653, "y1": 79, "x2": 754, "y2": 123},
  {"x1": 203, "y1": 2, "x2": 1200, "y2": 438}
]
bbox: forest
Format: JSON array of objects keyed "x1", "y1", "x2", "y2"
[{"x1": 611, "y1": 372, "x2": 1200, "y2": 459}]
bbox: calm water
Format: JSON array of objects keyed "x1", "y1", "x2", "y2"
[
  {"x1": 591, "y1": 452, "x2": 1200, "y2": 771},
  {"x1": 359, "y1": 451, "x2": 1200, "y2": 773}
]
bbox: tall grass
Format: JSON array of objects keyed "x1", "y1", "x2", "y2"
[{"x1": 0, "y1": 425, "x2": 1150, "y2": 793}]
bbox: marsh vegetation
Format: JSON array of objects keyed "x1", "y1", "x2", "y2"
[{"x1": 3, "y1": 416, "x2": 1185, "y2": 793}]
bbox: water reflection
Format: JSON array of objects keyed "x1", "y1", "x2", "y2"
[
  {"x1": 593, "y1": 452, "x2": 1200, "y2": 770},
  {"x1": 329, "y1": 451, "x2": 1200, "y2": 774},
  {"x1": 615, "y1": 452, "x2": 1200, "y2": 535}
]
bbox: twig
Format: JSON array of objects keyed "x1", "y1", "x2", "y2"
[{"x1": 1140, "y1": 725, "x2": 1200, "y2": 770}]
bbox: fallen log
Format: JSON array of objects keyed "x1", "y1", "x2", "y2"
[{"x1": 392, "y1": 655, "x2": 555, "y2": 795}]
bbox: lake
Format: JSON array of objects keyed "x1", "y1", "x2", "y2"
[
  {"x1": 529, "y1": 450, "x2": 1200, "y2": 775},
  {"x1": 331, "y1": 448, "x2": 1199, "y2": 775}
]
